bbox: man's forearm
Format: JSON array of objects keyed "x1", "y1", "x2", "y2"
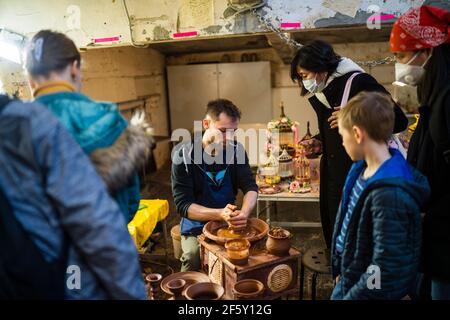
[
  {"x1": 186, "y1": 203, "x2": 223, "y2": 222},
  {"x1": 240, "y1": 191, "x2": 257, "y2": 217}
]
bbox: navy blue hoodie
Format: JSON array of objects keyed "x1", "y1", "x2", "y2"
[{"x1": 171, "y1": 140, "x2": 258, "y2": 235}]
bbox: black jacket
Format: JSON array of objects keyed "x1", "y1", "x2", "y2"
[
  {"x1": 408, "y1": 84, "x2": 450, "y2": 281},
  {"x1": 309, "y1": 69, "x2": 408, "y2": 247}
]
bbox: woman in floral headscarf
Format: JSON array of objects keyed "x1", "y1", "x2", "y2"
[{"x1": 390, "y1": 4, "x2": 450, "y2": 300}]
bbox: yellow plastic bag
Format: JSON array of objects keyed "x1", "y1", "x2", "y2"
[{"x1": 128, "y1": 199, "x2": 169, "y2": 249}]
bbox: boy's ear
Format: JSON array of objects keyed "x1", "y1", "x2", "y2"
[
  {"x1": 352, "y1": 125, "x2": 364, "y2": 144},
  {"x1": 70, "y1": 60, "x2": 80, "y2": 80}
]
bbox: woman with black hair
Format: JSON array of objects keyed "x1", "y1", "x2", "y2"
[
  {"x1": 390, "y1": 5, "x2": 450, "y2": 300},
  {"x1": 290, "y1": 40, "x2": 408, "y2": 248}
]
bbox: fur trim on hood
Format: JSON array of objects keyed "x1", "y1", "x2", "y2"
[{"x1": 90, "y1": 118, "x2": 155, "y2": 193}]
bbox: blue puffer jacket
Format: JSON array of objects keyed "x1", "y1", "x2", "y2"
[
  {"x1": 36, "y1": 91, "x2": 140, "y2": 222},
  {"x1": 331, "y1": 149, "x2": 430, "y2": 300},
  {"x1": 0, "y1": 98, "x2": 146, "y2": 299}
]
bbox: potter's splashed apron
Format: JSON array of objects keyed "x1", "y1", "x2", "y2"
[{"x1": 180, "y1": 164, "x2": 236, "y2": 236}]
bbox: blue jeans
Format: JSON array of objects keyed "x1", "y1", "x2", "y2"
[
  {"x1": 330, "y1": 280, "x2": 344, "y2": 300},
  {"x1": 432, "y1": 279, "x2": 450, "y2": 300}
]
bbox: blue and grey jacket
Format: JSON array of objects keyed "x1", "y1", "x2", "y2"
[
  {"x1": 0, "y1": 97, "x2": 146, "y2": 299},
  {"x1": 331, "y1": 149, "x2": 430, "y2": 300}
]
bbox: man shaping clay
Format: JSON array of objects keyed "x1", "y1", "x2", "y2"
[{"x1": 171, "y1": 99, "x2": 258, "y2": 271}]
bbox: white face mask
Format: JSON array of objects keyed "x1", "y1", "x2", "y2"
[
  {"x1": 302, "y1": 74, "x2": 326, "y2": 93},
  {"x1": 395, "y1": 51, "x2": 431, "y2": 86}
]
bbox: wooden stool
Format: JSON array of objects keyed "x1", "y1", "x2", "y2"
[{"x1": 299, "y1": 247, "x2": 331, "y2": 300}]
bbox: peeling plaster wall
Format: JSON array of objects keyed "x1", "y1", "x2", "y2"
[
  {"x1": 0, "y1": 0, "x2": 429, "y2": 48},
  {"x1": 0, "y1": 0, "x2": 443, "y2": 164},
  {"x1": 0, "y1": 0, "x2": 132, "y2": 47}
]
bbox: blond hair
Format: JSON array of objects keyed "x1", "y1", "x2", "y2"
[{"x1": 339, "y1": 91, "x2": 395, "y2": 142}]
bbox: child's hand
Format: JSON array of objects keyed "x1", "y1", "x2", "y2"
[{"x1": 327, "y1": 107, "x2": 341, "y2": 129}]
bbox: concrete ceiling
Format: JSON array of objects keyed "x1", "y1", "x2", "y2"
[{"x1": 150, "y1": 24, "x2": 393, "y2": 63}]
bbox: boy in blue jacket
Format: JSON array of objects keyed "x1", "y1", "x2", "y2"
[{"x1": 331, "y1": 91, "x2": 430, "y2": 300}]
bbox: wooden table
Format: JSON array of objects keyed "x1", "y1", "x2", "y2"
[{"x1": 199, "y1": 235, "x2": 301, "y2": 300}]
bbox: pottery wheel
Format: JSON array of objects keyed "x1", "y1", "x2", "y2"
[{"x1": 216, "y1": 225, "x2": 257, "y2": 239}]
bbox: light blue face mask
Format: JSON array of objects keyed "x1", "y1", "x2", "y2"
[{"x1": 302, "y1": 74, "x2": 326, "y2": 93}]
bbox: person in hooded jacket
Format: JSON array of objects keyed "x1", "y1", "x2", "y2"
[
  {"x1": 390, "y1": 5, "x2": 450, "y2": 300},
  {"x1": 25, "y1": 30, "x2": 153, "y2": 223},
  {"x1": 171, "y1": 99, "x2": 258, "y2": 272},
  {"x1": 0, "y1": 95, "x2": 146, "y2": 299},
  {"x1": 330, "y1": 91, "x2": 429, "y2": 300},
  {"x1": 290, "y1": 40, "x2": 408, "y2": 248}
]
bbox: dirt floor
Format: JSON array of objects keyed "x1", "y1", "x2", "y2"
[{"x1": 140, "y1": 163, "x2": 334, "y2": 300}]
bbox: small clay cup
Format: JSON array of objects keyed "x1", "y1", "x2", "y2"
[
  {"x1": 166, "y1": 278, "x2": 186, "y2": 300},
  {"x1": 146, "y1": 273, "x2": 163, "y2": 300},
  {"x1": 233, "y1": 279, "x2": 265, "y2": 300}
]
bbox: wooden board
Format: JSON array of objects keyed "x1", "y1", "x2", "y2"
[{"x1": 199, "y1": 235, "x2": 300, "y2": 300}]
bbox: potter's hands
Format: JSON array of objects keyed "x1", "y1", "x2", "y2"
[
  {"x1": 327, "y1": 107, "x2": 341, "y2": 129},
  {"x1": 220, "y1": 204, "x2": 238, "y2": 223},
  {"x1": 227, "y1": 210, "x2": 250, "y2": 230},
  {"x1": 220, "y1": 204, "x2": 248, "y2": 230}
]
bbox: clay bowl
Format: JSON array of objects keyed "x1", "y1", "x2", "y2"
[
  {"x1": 203, "y1": 218, "x2": 269, "y2": 245},
  {"x1": 225, "y1": 239, "x2": 250, "y2": 265},
  {"x1": 166, "y1": 279, "x2": 186, "y2": 300},
  {"x1": 184, "y1": 282, "x2": 225, "y2": 300},
  {"x1": 266, "y1": 227, "x2": 292, "y2": 256},
  {"x1": 161, "y1": 271, "x2": 210, "y2": 296},
  {"x1": 233, "y1": 279, "x2": 265, "y2": 300}
]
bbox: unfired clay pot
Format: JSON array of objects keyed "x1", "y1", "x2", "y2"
[
  {"x1": 233, "y1": 279, "x2": 265, "y2": 300},
  {"x1": 266, "y1": 228, "x2": 292, "y2": 256},
  {"x1": 184, "y1": 282, "x2": 224, "y2": 300},
  {"x1": 166, "y1": 278, "x2": 186, "y2": 300}
]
